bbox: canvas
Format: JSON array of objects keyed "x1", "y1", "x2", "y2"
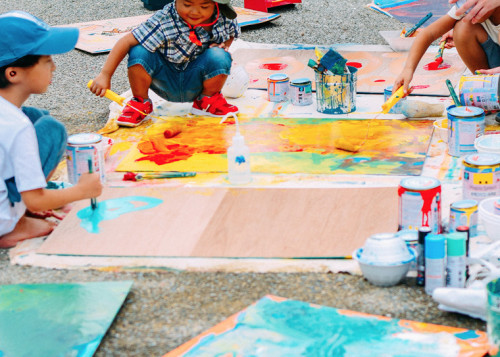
[
  {"x1": 368, "y1": 0, "x2": 451, "y2": 26},
  {"x1": 165, "y1": 295, "x2": 490, "y2": 356},
  {"x1": 0, "y1": 281, "x2": 132, "y2": 357},
  {"x1": 116, "y1": 117, "x2": 433, "y2": 176}
]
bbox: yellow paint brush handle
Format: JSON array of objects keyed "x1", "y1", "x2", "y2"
[
  {"x1": 382, "y1": 85, "x2": 407, "y2": 114},
  {"x1": 87, "y1": 80, "x2": 125, "y2": 106}
]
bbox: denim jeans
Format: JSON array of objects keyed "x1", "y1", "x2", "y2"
[{"x1": 128, "y1": 45, "x2": 232, "y2": 102}]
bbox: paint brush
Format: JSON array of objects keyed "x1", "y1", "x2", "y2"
[
  {"x1": 123, "y1": 171, "x2": 197, "y2": 181},
  {"x1": 87, "y1": 80, "x2": 125, "y2": 106},
  {"x1": 446, "y1": 79, "x2": 461, "y2": 106},
  {"x1": 87, "y1": 158, "x2": 97, "y2": 210},
  {"x1": 381, "y1": 85, "x2": 413, "y2": 114},
  {"x1": 404, "y1": 12, "x2": 432, "y2": 37},
  {"x1": 425, "y1": 40, "x2": 446, "y2": 70}
]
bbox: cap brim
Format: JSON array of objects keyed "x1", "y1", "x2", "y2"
[
  {"x1": 219, "y1": 4, "x2": 237, "y2": 19},
  {"x1": 31, "y1": 27, "x2": 79, "y2": 56}
]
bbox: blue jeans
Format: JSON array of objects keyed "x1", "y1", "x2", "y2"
[
  {"x1": 128, "y1": 45, "x2": 232, "y2": 102},
  {"x1": 5, "y1": 107, "x2": 67, "y2": 205},
  {"x1": 480, "y1": 36, "x2": 500, "y2": 69}
]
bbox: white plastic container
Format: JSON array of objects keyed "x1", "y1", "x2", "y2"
[
  {"x1": 227, "y1": 132, "x2": 251, "y2": 185},
  {"x1": 475, "y1": 134, "x2": 500, "y2": 155},
  {"x1": 379, "y1": 30, "x2": 418, "y2": 52},
  {"x1": 479, "y1": 197, "x2": 500, "y2": 241}
]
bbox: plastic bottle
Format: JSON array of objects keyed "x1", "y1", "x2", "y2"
[
  {"x1": 446, "y1": 232, "x2": 466, "y2": 288},
  {"x1": 227, "y1": 130, "x2": 251, "y2": 185},
  {"x1": 417, "y1": 226, "x2": 431, "y2": 287},
  {"x1": 425, "y1": 234, "x2": 446, "y2": 295}
]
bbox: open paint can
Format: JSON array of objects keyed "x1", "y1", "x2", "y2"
[
  {"x1": 267, "y1": 73, "x2": 289, "y2": 102},
  {"x1": 398, "y1": 177, "x2": 442, "y2": 233},
  {"x1": 458, "y1": 74, "x2": 500, "y2": 112},
  {"x1": 290, "y1": 78, "x2": 313, "y2": 106},
  {"x1": 447, "y1": 105, "x2": 485, "y2": 157},
  {"x1": 449, "y1": 199, "x2": 478, "y2": 237},
  {"x1": 462, "y1": 153, "x2": 500, "y2": 202},
  {"x1": 66, "y1": 133, "x2": 105, "y2": 185},
  {"x1": 315, "y1": 66, "x2": 358, "y2": 114}
]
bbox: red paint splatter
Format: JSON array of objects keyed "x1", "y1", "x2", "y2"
[
  {"x1": 412, "y1": 85, "x2": 430, "y2": 90},
  {"x1": 423, "y1": 62, "x2": 451, "y2": 71},
  {"x1": 374, "y1": 79, "x2": 385, "y2": 82},
  {"x1": 259, "y1": 63, "x2": 288, "y2": 70},
  {"x1": 250, "y1": 78, "x2": 259, "y2": 84},
  {"x1": 346, "y1": 62, "x2": 362, "y2": 69}
]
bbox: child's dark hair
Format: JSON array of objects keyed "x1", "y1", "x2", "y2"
[{"x1": 0, "y1": 55, "x2": 41, "y2": 88}]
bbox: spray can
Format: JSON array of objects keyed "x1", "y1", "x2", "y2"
[
  {"x1": 417, "y1": 226, "x2": 431, "y2": 287},
  {"x1": 425, "y1": 234, "x2": 446, "y2": 295},
  {"x1": 446, "y1": 232, "x2": 467, "y2": 288},
  {"x1": 457, "y1": 226, "x2": 470, "y2": 280},
  {"x1": 227, "y1": 131, "x2": 251, "y2": 185}
]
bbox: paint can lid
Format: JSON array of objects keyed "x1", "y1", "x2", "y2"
[
  {"x1": 464, "y1": 153, "x2": 500, "y2": 166},
  {"x1": 400, "y1": 176, "x2": 441, "y2": 191},
  {"x1": 446, "y1": 232, "x2": 466, "y2": 256},
  {"x1": 475, "y1": 134, "x2": 500, "y2": 154},
  {"x1": 425, "y1": 234, "x2": 445, "y2": 259},
  {"x1": 451, "y1": 199, "x2": 478, "y2": 210},
  {"x1": 67, "y1": 133, "x2": 102, "y2": 145},
  {"x1": 268, "y1": 73, "x2": 289, "y2": 82},
  {"x1": 290, "y1": 77, "x2": 311, "y2": 86},
  {"x1": 448, "y1": 106, "x2": 484, "y2": 118}
]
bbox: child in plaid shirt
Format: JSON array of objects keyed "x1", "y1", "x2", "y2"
[{"x1": 90, "y1": 0, "x2": 240, "y2": 126}]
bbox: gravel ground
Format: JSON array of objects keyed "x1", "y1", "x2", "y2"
[{"x1": 0, "y1": 1, "x2": 488, "y2": 355}]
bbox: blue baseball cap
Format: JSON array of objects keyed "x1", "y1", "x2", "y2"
[{"x1": 0, "y1": 11, "x2": 79, "y2": 67}]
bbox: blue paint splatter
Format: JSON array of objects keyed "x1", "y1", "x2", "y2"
[
  {"x1": 77, "y1": 196, "x2": 162, "y2": 233},
  {"x1": 454, "y1": 330, "x2": 480, "y2": 340},
  {"x1": 235, "y1": 155, "x2": 246, "y2": 165}
]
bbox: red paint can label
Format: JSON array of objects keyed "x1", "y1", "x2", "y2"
[{"x1": 398, "y1": 177, "x2": 442, "y2": 233}]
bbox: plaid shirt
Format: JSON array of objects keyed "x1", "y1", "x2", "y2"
[{"x1": 132, "y1": 3, "x2": 239, "y2": 70}]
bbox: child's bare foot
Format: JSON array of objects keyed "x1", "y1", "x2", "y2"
[{"x1": 0, "y1": 216, "x2": 56, "y2": 248}]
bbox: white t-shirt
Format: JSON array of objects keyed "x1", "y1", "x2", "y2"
[
  {"x1": 448, "y1": 5, "x2": 500, "y2": 44},
  {"x1": 0, "y1": 96, "x2": 47, "y2": 236}
]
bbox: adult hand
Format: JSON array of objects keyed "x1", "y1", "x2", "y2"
[{"x1": 449, "y1": 0, "x2": 500, "y2": 23}]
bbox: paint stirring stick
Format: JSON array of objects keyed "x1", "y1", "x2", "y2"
[
  {"x1": 87, "y1": 158, "x2": 97, "y2": 210},
  {"x1": 446, "y1": 79, "x2": 461, "y2": 106},
  {"x1": 404, "y1": 12, "x2": 433, "y2": 37}
]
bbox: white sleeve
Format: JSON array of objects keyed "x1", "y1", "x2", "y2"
[{"x1": 10, "y1": 125, "x2": 47, "y2": 193}]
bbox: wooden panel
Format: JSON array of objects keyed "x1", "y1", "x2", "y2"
[
  {"x1": 232, "y1": 48, "x2": 466, "y2": 96},
  {"x1": 38, "y1": 186, "x2": 398, "y2": 258}
]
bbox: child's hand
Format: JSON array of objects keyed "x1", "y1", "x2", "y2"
[
  {"x1": 209, "y1": 42, "x2": 228, "y2": 51},
  {"x1": 76, "y1": 173, "x2": 103, "y2": 199},
  {"x1": 441, "y1": 30, "x2": 455, "y2": 49},
  {"x1": 89, "y1": 73, "x2": 111, "y2": 97},
  {"x1": 477, "y1": 66, "x2": 500, "y2": 74},
  {"x1": 393, "y1": 68, "x2": 414, "y2": 95}
]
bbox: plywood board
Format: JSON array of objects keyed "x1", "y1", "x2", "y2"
[
  {"x1": 38, "y1": 186, "x2": 398, "y2": 258},
  {"x1": 116, "y1": 118, "x2": 433, "y2": 176},
  {"x1": 164, "y1": 295, "x2": 490, "y2": 356},
  {"x1": 63, "y1": 8, "x2": 280, "y2": 54},
  {"x1": 232, "y1": 48, "x2": 466, "y2": 95}
]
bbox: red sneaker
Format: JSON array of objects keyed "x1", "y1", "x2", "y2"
[
  {"x1": 116, "y1": 97, "x2": 153, "y2": 127},
  {"x1": 191, "y1": 93, "x2": 239, "y2": 117}
]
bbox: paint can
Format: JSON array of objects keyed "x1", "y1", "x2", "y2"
[
  {"x1": 395, "y1": 229, "x2": 418, "y2": 273},
  {"x1": 398, "y1": 177, "x2": 442, "y2": 233},
  {"x1": 462, "y1": 153, "x2": 500, "y2": 202},
  {"x1": 290, "y1": 78, "x2": 313, "y2": 106},
  {"x1": 384, "y1": 85, "x2": 406, "y2": 114},
  {"x1": 458, "y1": 74, "x2": 500, "y2": 112},
  {"x1": 315, "y1": 66, "x2": 358, "y2": 114},
  {"x1": 449, "y1": 199, "x2": 478, "y2": 237},
  {"x1": 66, "y1": 133, "x2": 105, "y2": 185},
  {"x1": 267, "y1": 73, "x2": 289, "y2": 102},
  {"x1": 447, "y1": 105, "x2": 485, "y2": 157}
]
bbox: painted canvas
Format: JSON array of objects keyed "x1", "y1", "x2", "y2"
[
  {"x1": 367, "y1": 0, "x2": 450, "y2": 26},
  {"x1": 165, "y1": 295, "x2": 490, "y2": 356},
  {"x1": 0, "y1": 281, "x2": 132, "y2": 357},
  {"x1": 232, "y1": 48, "x2": 466, "y2": 96},
  {"x1": 116, "y1": 117, "x2": 433, "y2": 176},
  {"x1": 63, "y1": 8, "x2": 280, "y2": 53}
]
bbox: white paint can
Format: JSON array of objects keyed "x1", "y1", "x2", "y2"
[{"x1": 66, "y1": 133, "x2": 105, "y2": 185}]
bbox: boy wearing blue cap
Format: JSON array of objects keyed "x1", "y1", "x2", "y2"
[
  {"x1": 89, "y1": 0, "x2": 240, "y2": 127},
  {"x1": 0, "y1": 11, "x2": 102, "y2": 248}
]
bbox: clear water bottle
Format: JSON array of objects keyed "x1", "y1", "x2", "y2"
[{"x1": 227, "y1": 131, "x2": 251, "y2": 185}]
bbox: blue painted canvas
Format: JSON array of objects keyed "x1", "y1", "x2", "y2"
[
  {"x1": 0, "y1": 281, "x2": 132, "y2": 357},
  {"x1": 369, "y1": 0, "x2": 450, "y2": 26}
]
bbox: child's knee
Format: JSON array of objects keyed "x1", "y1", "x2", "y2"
[{"x1": 205, "y1": 47, "x2": 232, "y2": 71}]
